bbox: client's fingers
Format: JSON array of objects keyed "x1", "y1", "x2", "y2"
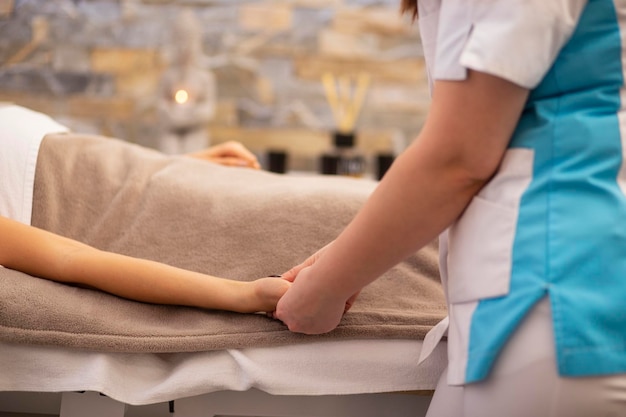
[
  {"x1": 344, "y1": 291, "x2": 361, "y2": 312},
  {"x1": 187, "y1": 141, "x2": 261, "y2": 168},
  {"x1": 281, "y1": 265, "x2": 302, "y2": 282},
  {"x1": 213, "y1": 156, "x2": 260, "y2": 168},
  {"x1": 212, "y1": 141, "x2": 260, "y2": 167}
]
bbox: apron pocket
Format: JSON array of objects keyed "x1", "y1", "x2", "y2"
[{"x1": 447, "y1": 196, "x2": 517, "y2": 304}]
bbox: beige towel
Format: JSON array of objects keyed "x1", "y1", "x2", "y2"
[{"x1": 0, "y1": 133, "x2": 446, "y2": 353}]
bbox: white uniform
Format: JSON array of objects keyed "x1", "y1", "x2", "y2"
[{"x1": 418, "y1": 0, "x2": 626, "y2": 415}]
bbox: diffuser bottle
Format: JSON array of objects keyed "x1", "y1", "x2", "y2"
[
  {"x1": 320, "y1": 131, "x2": 365, "y2": 177},
  {"x1": 319, "y1": 72, "x2": 371, "y2": 177}
]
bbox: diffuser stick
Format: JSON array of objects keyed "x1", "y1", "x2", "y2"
[{"x1": 321, "y1": 71, "x2": 371, "y2": 133}]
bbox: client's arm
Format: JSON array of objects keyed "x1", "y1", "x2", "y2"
[{"x1": 0, "y1": 216, "x2": 288, "y2": 313}]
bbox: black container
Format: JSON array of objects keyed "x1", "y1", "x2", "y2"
[
  {"x1": 319, "y1": 154, "x2": 339, "y2": 175},
  {"x1": 376, "y1": 153, "x2": 395, "y2": 180},
  {"x1": 267, "y1": 150, "x2": 288, "y2": 173}
]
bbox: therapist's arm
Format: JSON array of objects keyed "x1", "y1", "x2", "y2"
[{"x1": 275, "y1": 70, "x2": 530, "y2": 334}]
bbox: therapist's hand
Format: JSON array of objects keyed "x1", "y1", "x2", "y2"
[
  {"x1": 281, "y1": 244, "x2": 329, "y2": 282},
  {"x1": 187, "y1": 141, "x2": 261, "y2": 169},
  {"x1": 282, "y1": 243, "x2": 360, "y2": 313},
  {"x1": 274, "y1": 265, "x2": 350, "y2": 334},
  {"x1": 273, "y1": 244, "x2": 361, "y2": 334}
]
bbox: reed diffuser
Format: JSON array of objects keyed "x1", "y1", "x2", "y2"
[{"x1": 320, "y1": 71, "x2": 371, "y2": 176}]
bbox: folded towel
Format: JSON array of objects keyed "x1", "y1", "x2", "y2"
[{"x1": 0, "y1": 133, "x2": 446, "y2": 353}]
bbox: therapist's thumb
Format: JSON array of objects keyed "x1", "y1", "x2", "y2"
[
  {"x1": 281, "y1": 264, "x2": 303, "y2": 282},
  {"x1": 283, "y1": 242, "x2": 333, "y2": 282}
]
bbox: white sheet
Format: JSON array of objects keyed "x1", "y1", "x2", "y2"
[
  {"x1": 0, "y1": 339, "x2": 447, "y2": 406},
  {"x1": 0, "y1": 104, "x2": 68, "y2": 225}
]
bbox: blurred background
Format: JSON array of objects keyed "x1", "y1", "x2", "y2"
[{"x1": 0, "y1": 0, "x2": 429, "y2": 175}]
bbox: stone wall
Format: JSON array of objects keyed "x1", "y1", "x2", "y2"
[{"x1": 0, "y1": 0, "x2": 429, "y2": 171}]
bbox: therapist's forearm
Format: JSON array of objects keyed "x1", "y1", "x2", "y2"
[
  {"x1": 299, "y1": 70, "x2": 530, "y2": 303},
  {"x1": 302, "y1": 140, "x2": 487, "y2": 302}
]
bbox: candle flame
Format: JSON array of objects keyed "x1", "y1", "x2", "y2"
[{"x1": 174, "y1": 89, "x2": 189, "y2": 104}]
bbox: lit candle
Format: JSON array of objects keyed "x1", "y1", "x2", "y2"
[{"x1": 174, "y1": 89, "x2": 189, "y2": 104}]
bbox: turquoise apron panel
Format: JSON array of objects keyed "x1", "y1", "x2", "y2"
[{"x1": 464, "y1": 0, "x2": 626, "y2": 382}]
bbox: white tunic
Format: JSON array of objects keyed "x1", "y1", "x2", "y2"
[{"x1": 416, "y1": 0, "x2": 626, "y2": 385}]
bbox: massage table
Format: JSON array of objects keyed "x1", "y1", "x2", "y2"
[
  {"x1": 0, "y1": 339, "x2": 447, "y2": 417},
  {"x1": 0, "y1": 133, "x2": 448, "y2": 417}
]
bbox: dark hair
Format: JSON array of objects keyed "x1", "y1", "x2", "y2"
[{"x1": 400, "y1": 0, "x2": 418, "y2": 20}]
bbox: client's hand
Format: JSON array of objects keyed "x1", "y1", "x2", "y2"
[
  {"x1": 247, "y1": 277, "x2": 291, "y2": 313},
  {"x1": 187, "y1": 141, "x2": 261, "y2": 169}
]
